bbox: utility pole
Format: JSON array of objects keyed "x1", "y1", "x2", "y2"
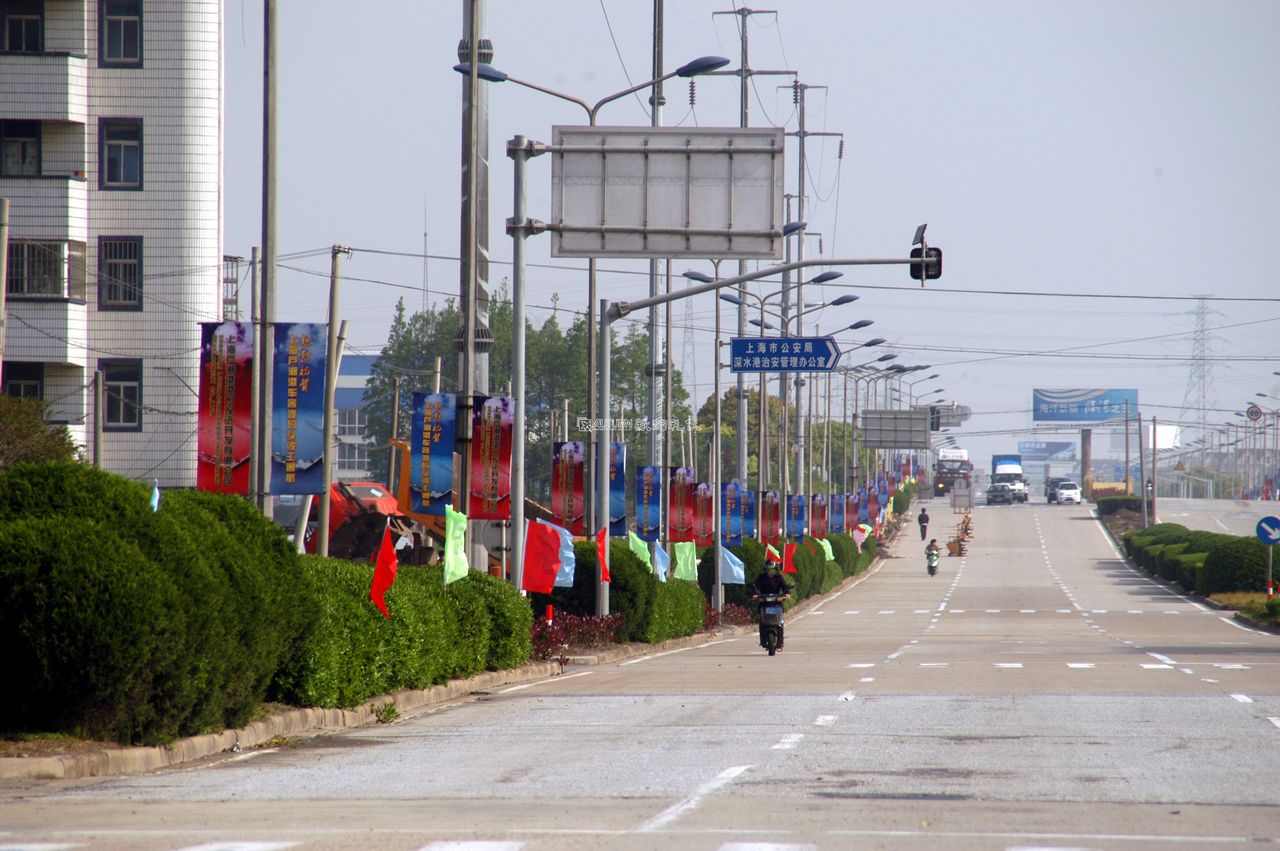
[
  {"x1": 317, "y1": 246, "x2": 349, "y2": 558},
  {"x1": 258, "y1": 0, "x2": 277, "y2": 519},
  {"x1": 648, "y1": 0, "x2": 664, "y2": 545}
]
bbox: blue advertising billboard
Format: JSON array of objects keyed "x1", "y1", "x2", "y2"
[
  {"x1": 271, "y1": 323, "x2": 327, "y2": 494},
  {"x1": 1032, "y1": 389, "x2": 1137, "y2": 423},
  {"x1": 1017, "y1": 440, "x2": 1076, "y2": 462}
]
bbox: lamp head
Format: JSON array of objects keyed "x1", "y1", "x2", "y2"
[
  {"x1": 676, "y1": 56, "x2": 732, "y2": 77},
  {"x1": 831, "y1": 294, "x2": 858, "y2": 306},
  {"x1": 782, "y1": 220, "x2": 807, "y2": 236},
  {"x1": 720, "y1": 293, "x2": 743, "y2": 306},
  {"x1": 682, "y1": 270, "x2": 715, "y2": 284},
  {"x1": 811, "y1": 271, "x2": 844, "y2": 284},
  {"x1": 452, "y1": 62, "x2": 508, "y2": 83},
  {"x1": 862, "y1": 337, "x2": 886, "y2": 347},
  {"x1": 849, "y1": 319, "x2": 874, "y2": 330}
]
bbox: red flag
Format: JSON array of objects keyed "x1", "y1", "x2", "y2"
[
  {"x1": 782, "y1": 542, "x2": 798, "y2": 574},
  {"x1": 369, "y1": 522, "x2": 399, "y2": 618},
  {"x1": 596, "y1": 527, "x2": 611, "y2": 583},
  {"x1": 522, "y1": 521, "x2": 562, "y2": 594}
]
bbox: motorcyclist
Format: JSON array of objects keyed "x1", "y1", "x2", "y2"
[
  {"x1": 925, "y1": 538, "x2": 941, "y2": 574},
  {"x1": 750, "y1": 563, "x2": 794, "y2": 649}
]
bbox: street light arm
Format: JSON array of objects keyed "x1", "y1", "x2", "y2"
[
  {"x1": 590, "y1": 57, "x2": 732, "y2": 122},
  {"x1": 506, "y1": 75, "x2": 593, "y2": 118}
]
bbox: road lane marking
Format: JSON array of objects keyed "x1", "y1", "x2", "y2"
[
  {"x1": 772, "y1": 734, "x2": 804, "y2": 750},
  {"x1": 498, "y1": 671, "x2": 593, "y2": 693},
  {"x1": 1231, "y1": 694, "x2": 1253, "y2": 703},
  {"x1": 847, "y1": 663, "x2": 876, "y2": 668},
  {"x1": 860, "y1": 677, "x2": 876, "y2": 683},
  {"x1": 1148, "y1": 653, "x2": 1178, "y2": 665},
  {"x1": 1214, "y1": 664, "x2": 1250, "y2": 669},
  {"x1": 718, "y1": 843, "x2": 818, "y2": 851},
  {"x1": 1141, "y1": 664, "x2": 1173, "y2": 669},
  {"x1": 418, "y1": 843, "x2": 524, "y2": 851},
  {"x1": 919, "y1": 662, "x2": 949, "y2": 668},
  {"x1": 814, "y1": 715, "x2": 836, "y2": 726},
  {"x1": 696, "y1": 639, "x2": 733, "y2": 649},
  {"x1": 1067, "y1": 663, "x2": 1095, "y2": 669},
  {"x1": 1220, "y1": 617, "x2": 1266, "y2": 634},
  {"x1": 1269, "y1": 718, "x2": 1280, "y2": 730},
  {"x1": 843, "y1": 610, "x2": 861, "y2": 615},
  {"x1": 622, "y1": 647, "x2": 691, "y2": 665},
  {"x1": 638, "y1": 764, "x2": 752, "y2": 832},
  {"x1": 878, "y1": 610, "x2": 896, "y2": 615},
  {"x1": 838, "y1": 691, "x2": 858, "y2": 702},
  {"x1": 994, "y1": 663, "x2": 1023, "y2": 669},
  {"x1": 180, "y1": 844, "x2": 300, "y2": 851}
]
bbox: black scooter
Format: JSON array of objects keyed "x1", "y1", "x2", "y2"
[
  {"x1": 755, "y1": 594, "x2": 787, "y2": 656},
  {"x1": 926, "y1": 548, "x2": 940, "y2": 576}
]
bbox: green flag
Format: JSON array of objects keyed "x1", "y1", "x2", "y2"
[
  {"x1": 444, "y1": 505, "x2": 469, "y2": 585},
  {"x1": 674, "y1": 541, "x2": 698, "y2": 581},
  {"x1": 818, "y1": 538, "x2": 834, "y2": 562},
  {"x1": 628, "y1": 531, "x2": 652, "y2": 567}
]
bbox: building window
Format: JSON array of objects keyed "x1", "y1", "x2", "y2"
[
  {"x1": 99, "y1": 119, "x2": 141, "y2": 189},
  {"x1": 3, "y1": 0, "x2": 42, "y2": 53},
  {"x1": 100, "y1": 359, "x2": 141, "y2": 430},
  {"x1": 0, "y1": 120, "x2": 40, "y2": 176},
  {"x1": 3, "y1": 362, "x2": 43, "y2": 399},
  {"x1": 6, "y1": 240, "x2": 87, "y2": 300},
  {"x1": 337, "y1": 441, "x2": 369, "y2": 474},
  {"x1": 98, "y1": 236, "x2": 142, "y2": 310},
  {"x1": 100, "y1": 0, "x2": 141, "y2": 66},
  {"x1": 337, "y1": 406, "x2": 367, "y2": 437}
]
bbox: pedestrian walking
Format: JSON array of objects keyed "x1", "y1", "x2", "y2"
[{"x1": 918, "y1": 507, "x2": 929, "y2": 540}]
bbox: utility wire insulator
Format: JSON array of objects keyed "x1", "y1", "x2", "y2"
[{"x1": 688, "y1": 79, "x2": 696, "y2": 106}]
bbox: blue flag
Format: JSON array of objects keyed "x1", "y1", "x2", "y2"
[
  {"x1": 653, "y1": 543, "x2": 670, "y2": 583},
  {"x1": 719, "y1": 547, "x2": 745, "y2": 585}
]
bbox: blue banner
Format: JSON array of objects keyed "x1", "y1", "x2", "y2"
[
  {"x1": 410, "y1": 392, "x2": 456, "y2": 516},
  {"x1": 1017, "y1": 440, "x2": 1076, "y2": 461},
  {"x1": 722, "y1": 480, "x2": 743, "y2": 546},
  {"x1": 1032, "y1": 388, "x2": 1137, "y2": 423},
  {"x1": 609, "y1": 441, "x2": 626, "y2": 537},
  {"x1": 787, "y1": 493, "x2": 807, "y2": 543},
  {"x1": 271, "y1": 323, "x2": 327, "y2": 495},
  {"x1": 743, "y1": 488, "x2": 756, "y2": 539},
  {"x1": 857, "y1": 488, "x2": 869, "y2": 524},
  {"x1": 636, "y1": 465, "x2": 662, "y2": 542},
  {"x1": 831, "y1": 493, "x2": 846, "y2": 534}
]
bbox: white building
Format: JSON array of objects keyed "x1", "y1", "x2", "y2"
[{"x1": 1, "y1": 0, "x2": 222, "y2": 487}]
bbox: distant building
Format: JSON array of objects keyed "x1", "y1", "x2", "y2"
[
  {"x1": 1, "y1": 0, "x2": 222, "y2": 487},
  {"x1": 335, "y1": 353, "x2": 376, "y2": 482}
]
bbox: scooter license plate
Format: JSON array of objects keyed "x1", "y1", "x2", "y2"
[{"x1": 762, "y1": 605, "x2": 783, "y2": 616}]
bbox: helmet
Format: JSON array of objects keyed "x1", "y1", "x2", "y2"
[{"x1": 764, "y1": 562, "x2": 778, "y2": 570}]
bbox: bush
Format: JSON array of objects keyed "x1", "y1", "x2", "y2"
[
  {"x1": 1175, "y1": 552, "x2": 1206, "y2": 593},
  {"x1": 1156, "y1": 542, "x2": 1189, "y2": 581},
  {"x1": 1200, "y1": 537, "x2": 1269, "y2": 595},
  {"x1": 643, "y1": 578, "x2": 706, "y2": 643},
  {"x1": 1097, "y1": 495, "x2": 1145, "y2": 516}
]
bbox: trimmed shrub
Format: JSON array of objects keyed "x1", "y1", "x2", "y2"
[
  {"x1": 1175, "y1": 552, "x2": 1206, "y2": 593},
  {"x1": 1097, "y1": 495, "x2": 1145, "y2": 516},
  {"x1": 1156, "y1": 542, "x2": 1189, "y2": 581},
  {"x1": 1200, "y1": 537, "x2": 1269, "y2": 595},
  {"x1": 643, "y1": 578, "x2": 706, "y2": 643}
]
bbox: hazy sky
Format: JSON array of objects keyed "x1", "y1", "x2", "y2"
[{"x1": 223, "y1": 1, "x2": 1280, "y2": 470}]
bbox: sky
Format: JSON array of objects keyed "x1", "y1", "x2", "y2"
[{"x1": 222, "y1": 0, "x2": 1280, "y2": 476}]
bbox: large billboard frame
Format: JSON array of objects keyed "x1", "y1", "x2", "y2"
[
  {"x1": 550, "y1": 125, "x2": 786, "y2": 259},
  {"x1": 1032, "y1": 389, "x2": 1137, "y2": 423},
  {"x1": 860, "y1": 409, "x2": 932, "y2": 450}
]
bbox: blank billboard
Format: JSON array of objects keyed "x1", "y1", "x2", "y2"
[{"x1": 551, "y1": 126, "x2": 785, "y2": 259}]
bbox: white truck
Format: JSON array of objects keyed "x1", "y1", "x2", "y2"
[{"x1": 991, "y1": 454, "x2": 1028, "y2": 503}]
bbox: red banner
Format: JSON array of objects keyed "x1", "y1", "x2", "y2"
[
  {"x1": 668, "y1": 467, "x2": 696, "y2": 542},
  {"x1": 693, "y1": 481, "x2": 714, "y2": 547},
  {"x1": 811, "y1": 494, "x2": 828, "y2": 539},
  {"x1": 760, "y1": 490, "x2": 781, "y2": 550},
  {"x1": 197, "y1": 322, "x2": 253, "y2": 494},
  {"x1": 468, "y1": 396, "x2": 514, "y2": 519},
  {"x1": 551, "y1": 441, "x2": 586, "y2": 535}
]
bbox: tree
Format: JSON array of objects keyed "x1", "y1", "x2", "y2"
[
  {"x1": 361, "y1": 288, "x2": 692, "y2": 507},
  {"x1": 0, "y1": 396, "x2": 81, "y2": 470}
]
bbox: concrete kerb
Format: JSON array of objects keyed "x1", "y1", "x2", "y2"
[
  {"x1": 0, "y1": 661, "x2": 561, "y2": 782},
  {"x1": 0, "y1": 521, "x2": 903, "y2": 782}
]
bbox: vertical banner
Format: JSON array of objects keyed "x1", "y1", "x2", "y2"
[
  {"x1": 410, "y1": 392, "x2": 457, "y2": 515},
  {"x1": 743, "y1": 488, "x2": 757, "y2": 539},
  {"x1": 694, "y1": 481, "x2": 715, "y2": 547},
  {"x1": 760, "y1": 490, "x2": 780, "y2": 549},
  {"x1": 668, "y1": 466, "x2": 695, "y2": 542},
  {"x1": 609, "y1": 441, "x2": 627, "y2": 537},
  {"x1": 787, "y1": 493, "x2": 807, "y2": 543},
  {"x1": 551, "y1": 441, "x2": 586, "y2": 535},
  {"x1": 811, "y1": 494, "x2": 828, "y2": 539},
  {"x1": 469, "y1": 396, "x2": 514, "y2": 520},
  {"x1": 857, "y1": 488, "x2": 869, "y2": 524},
  {"x1": 831, "y1": 493, "x2": 846, "y2": 534},
  {"x1": 197, "y1": 321, "x2": 253, "y2": 494},
  {"x1": 636, "y1": 465, "x2": 662, "y2": 542},
  {"x1": 722, "y1": 480, "x2": 743, "y2": 546},
  {"x1": 868, "y1": 488, "x2": 881, "y2": 523},
  {"x1": 271, "y1": 322, "x2": 327, "y2": 495}
]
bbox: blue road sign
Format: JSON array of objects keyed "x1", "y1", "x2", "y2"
[
  {"x1": 729, "y1": 336, "x2": 842, "y2": 373},
  {"x1": 1257, "y1": 516, "x2": 1280, "y2": 546}
]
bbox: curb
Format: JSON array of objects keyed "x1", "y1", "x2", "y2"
[
  {"x1": 0, "y1": 661, "x2": 561, "y2": 782},
  {"x1": 1, "y1": 522, "x2": 906, "y2": 783}
]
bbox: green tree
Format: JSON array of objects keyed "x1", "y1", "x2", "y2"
[
  {"x1": 0, "y1": 396, "x2": 80, "y2": 471},
  {"x1": 361, "y1": 288, "x2": 691, "y2": 507}
]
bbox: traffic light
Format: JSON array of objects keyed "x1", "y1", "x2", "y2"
[{"x1": 910, "y1": 246, "x2": 942, "y2": 281}]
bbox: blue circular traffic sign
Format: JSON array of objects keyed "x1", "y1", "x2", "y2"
[{"x1": 1257, "y1": 516, "x2": 1280, "y2": 546}]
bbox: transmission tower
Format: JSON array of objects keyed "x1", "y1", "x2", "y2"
[{"x1": 1180, "y1": 296, "x2": 1217, "y2": 474}]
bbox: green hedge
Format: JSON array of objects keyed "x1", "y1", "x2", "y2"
[
  {"x1": 0, "y1": 462, "x2": 314, "y2": 745},
  {"x1": 1200, "y1": 537, "x2": 1269, "y2": 595},
  {"x1": 1121, "y1": 521, "x2": 1269, "y2": 596},
  {"x1": 273, "y1": 562, "x2": 530, "y2": 708},
  {"x1": 1097, "y1": 495, "x2": 1147, "y2": 516}
]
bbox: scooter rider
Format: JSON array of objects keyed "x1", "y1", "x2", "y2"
[
  {"x1": 925, "y1": 538, "x2": 941, "y2": 574},
  {"x1": 750, "y1": 563, "x2": 794, "y2": 649}
]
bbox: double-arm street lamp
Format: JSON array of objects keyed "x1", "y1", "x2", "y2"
[{"x1": 472, "y1": 54, "x2": 730, "y2": 587}]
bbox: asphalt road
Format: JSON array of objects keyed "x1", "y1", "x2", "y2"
[
  {"x1": 3, "y1": 501, "x2": 1279, "y2": 850},
  {"x1": 1154, "y1": 496, "x2": 1280, "y2": 538}
]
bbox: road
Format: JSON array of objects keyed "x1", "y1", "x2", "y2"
[
  {"x1": 1154, "y1": 496, "x2": 1280, "y2": 538},
  {"x1": 3, "y1": 501, "x2": 1279, "y2": 850}
]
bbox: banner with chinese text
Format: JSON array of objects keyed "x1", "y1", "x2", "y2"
[
  {"x1": 410, "y1": 392, "x2": 457, "y2": 515},
  {"x1": 271, "y1": 323, "x2": 326, "y2": 494},
  {"x1": 668, "y1": 466, "x2": 695, "y2": 542},
  {"x1": 551, "y1": 441, "x2": 586, "y2": 535},
  {"x1": 636, "y1": 465, "x2": 662, "y2": 541},
  {"x1": 197, "y1": 321, "x2": 253, "y2": 494},
  {"x1": 469, "y1": 396, "x2": 514, "y2": 519}
]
